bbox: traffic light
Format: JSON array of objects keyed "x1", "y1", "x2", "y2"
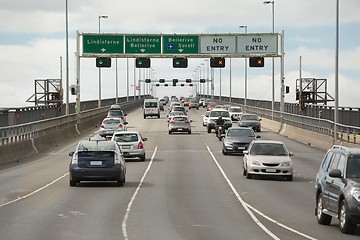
[
  {"x1": 173, "y1": 57, "x2": 188, "y2": 68},
  {"x1": 189, "y1": 84, "x2": 193, "y2": 87},
  {"x1": 210, "y1": 57, "x2": 225, "y2": 68},
  {"x1": 96, "y1": 57, "x2": 111, "y2": 68},
  {"x1": 70, "y1": 85, "x2": 77, "y2": 95},
  {"x1": 164, "y1": 84, "x2": 169, "y2": 87},
  {"x1": 181, "y1": 84, "x2": 185, "y2": 87},
  {"x1": 155, "y1": 84, "x2": 160, "y2": 87},
  {"x1": 200, "y1": 79, "x2": 206, "y2": 83},
  {"x1": 144, "y1": 79, "x2": 151, "y2": 83},
  {"x1": 172, "y1": 79, "x2": 178, "y2": 84},
  {"x1": 135, "y1": 57, "x2": 151, "y2": 68},
  {"x1": 249, "y1": 57, "x2": 264, "y2": 67},
  {"x1": 159, "y1": 79, "x2": 165, "y2": 83},
  {"x1": 185, "y1": 79, "x2": 192, "y2": 83}
]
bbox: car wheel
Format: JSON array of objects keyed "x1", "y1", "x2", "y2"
[
  {"x1": 316, "y1": 193, "x2": 332, "y2": 225},
  {"x1": 168, "y1": 131, "x2": 172, "y2": 135},
  {"x1": 69, "y1": 180, "x2": 78, "y2": 187},
  {"x1": 339, "y1": 199, "x2": 357, "y2": 234},
  {"x1": 243, "y1": 168, "x2": 246, "y2": 176},
  {"x1": 140, "y1": 154, "x2": 146, "y2": 161},
  {"x1": 222, "y1": 149, "x2": 227, "y2": 155},
  {"x1": 158, "y1": 114, "x2": 160, "y2": 118},
  {"x1": 286, "y1": 175, "x2": 293, "y2": 181},
  {"x1": 207, "y1": 127, "x2": 211, "y2": 133},
  {"x1": 143, "y1": 115, "x2": 146, "y2": 119},
  {"x1": 246, "y1": 171, "x2": 252, "y2": 179},
  {"x1": 188, "y1": 131, "x2": 191, "y2": 134}
]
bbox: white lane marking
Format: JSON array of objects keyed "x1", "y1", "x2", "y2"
[
  {"x1": 122, "y1": 147, "x2": 158, "y2": 240},
  {"x1": 0, "y1": 173, "x2": 68, "y2": 208},
  {"x1": 205, "y1": 146, "x2": 317, "y2": 240}
]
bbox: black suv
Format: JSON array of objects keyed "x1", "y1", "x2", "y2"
[{"x1": 315, "y1": 145, "x2": 360, "y2": 234}]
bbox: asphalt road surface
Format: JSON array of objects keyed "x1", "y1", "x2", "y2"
[{"x1": 0, "y1": 105, "x2": 359, "y2": 240}]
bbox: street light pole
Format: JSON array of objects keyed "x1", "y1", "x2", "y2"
[
  {"x1": 334, "y1": 0, "x2": 339, "y2": 141},
  {"x1": 98, "y1": 15, "x2": 108, "y2": 108},
  {"x1": 264, "y1": 1, "x2": 275, "y2": 120},
  {"x1": 239, "y1": 25, "x2": 248, "y2": 109},
  {"x1": 65, "y1": 0, "x2": 69, "y2": 115}
]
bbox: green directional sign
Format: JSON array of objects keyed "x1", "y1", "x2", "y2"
[
  {"x1": 163, "y1": 35, "x2": 199, "y2": 54},
  {"x1": 83, "y1": 34, "x2": 124, "y2": 54},
  {"x1": 125, "y1": 35, "x2": 161, "y2": 54}
]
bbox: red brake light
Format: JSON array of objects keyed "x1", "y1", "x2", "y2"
[
  {"x1": 169, "y1": 121, "x2": 175, "y2": 124},
  {"x1": 100, "y1": 124, "x2": 105, "y2": 129},
  {"x1": 184, "y1": 120, "x2": 190, "y2": 124},
  {"x1": 138, "y1": 141, "x2": 144, "y2": 149},
  {"x1": 118, "y1": 124, "x2": 123, "y2": 128}
]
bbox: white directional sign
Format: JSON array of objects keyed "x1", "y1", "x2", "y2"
[
  {"x1": 200, "y1": 36, "x2": 236, "y2": 54},
  {"x1": 237, "y1": 34, "x2": 278, "y2": 54}
]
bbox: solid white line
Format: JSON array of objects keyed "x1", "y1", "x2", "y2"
[
  {"x1": 0, "y1": 173, "x2": 68, "y2": 208},
  {"x1": 121, "y1": 146, "x2": 158, "y2": 240},
  {"x1": 206, "y1": 146, "x2": 317, "y2": 240}
]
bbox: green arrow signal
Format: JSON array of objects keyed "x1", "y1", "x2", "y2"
[
  {"x1": 99, "y1": 60, "x2": 104, "y2": 65},
  {"x1": 175, "y1": 61, "x2": 180, "y2": 65},
  {"x1": 138, "y1": 60, "x2": 143, "y2": 65}
]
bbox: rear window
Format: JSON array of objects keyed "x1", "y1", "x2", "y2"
[
  {"x1": 145, "y1": 102, "x2": 158, "y2": 108},
  {"x1": 210, "y1": 111, "x2": 230, "y2": 118},
  {"x1": 229, "y1": 107, "x2": 242, "y2": 112},
  {"x1": 228, "y1": 128, "x2": 254, "y2": 137},
  {"x1": 250, "y1": 143, "x2": 287, "y2": 156},
  {"x1": 173, "y1": 117, "x2": 187, "y2": 121},
  {"x1": 113, "y1": 134, "x2": 138, "y2": 142},
  {"x1": 108, "y1": 110, "x2": 124, "y2": 116},
  {"x1": 241, "y1": 115, "x2": 259, "y2": 121},
  {"x1": 103, "y1": 119, "x2": 121, "y2": 124},
  {"x1": 77, "y1": 151, "x2": 115, "y2": 161}
]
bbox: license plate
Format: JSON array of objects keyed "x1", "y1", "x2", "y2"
[
  {"x1": 122, "y1": 152, "x2": 130, "y2": 156},
  {"x1": 90, "y1": 161, "x2": 102, "y2": 166},
  {"x1": 237, "y1": 147, "x2": 245, "y2": 150},
  {"x1": 266, "y1": 168, "x2": 277, "y2": 173},
  {"x1": 122, "y1": 145, "x2": 131, "y2": 149},
  {"x1": 177, "y1": 128, "x2": 183, "y2": 130}
]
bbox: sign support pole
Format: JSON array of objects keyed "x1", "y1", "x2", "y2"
[
  {"x1": 76, "y1": 31, "x2": 81, "y2": 120},
  {"x1": 280, "y1": 30, "x2": 285, "y2": 125}
]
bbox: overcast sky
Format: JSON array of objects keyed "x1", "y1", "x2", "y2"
[{"x1": 0, "y1": 0, "x2": 359, "y2": 108}]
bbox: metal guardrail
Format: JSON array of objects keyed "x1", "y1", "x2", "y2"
[
  {"x1": 0, "y1": 99, "x2": 143, "y2": 146},
  {"x1": 215, "y1": 98, "x2": 360, "y2": 145}
]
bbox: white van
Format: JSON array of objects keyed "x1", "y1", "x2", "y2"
[{"x1": 143, "y1": 99, "x2": 160, "y2": 119}]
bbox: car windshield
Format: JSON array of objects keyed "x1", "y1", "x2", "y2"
[
  {"x1": 77, "y1": 151, "x2": 115, "y2": 161},
  {"x1": 229, "y1": 108, "x2": 242, "y2": 112},
  {"x1": 173, "y1": 106, "x2": 185, "y2": 111},
  {"x1": 173, "y1": 116, "x2": 187, "y2": 122},
  {"x1": 227, "y1": 128, "x2": 255, "y2": 137},
  {"x1": 250, "y1": 143, "x2": 288, "y2": 156},
  {"x1": 210, "y1": 111, "x2": 230, "y2": 118},
  {"x1": 242, "y1": 115, "x2": 258, "y2": 121},
  {"x1": 347, "y1": 155, "x2": 360, "y2": 178},
  {"x1": 170, "y1": 111, "x2": 184, "y2": 116},
  {"x1": 113, "y1": 134, "x2": 138, "y2": 143}
]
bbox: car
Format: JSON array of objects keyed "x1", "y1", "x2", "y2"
[
  {"x1": 111, "y1": 131, "x2": 147, "y2": 161},
  {"x1": 222, "y1": 127, "x2": 260, "y2": 155},
  {"x1": 68, "y1": 139, "x2": 126, "y2": 187},
  {"x1": 220, "y1": 105, "x2": 231, "y2": 111},
  {"x1": 183, "y1": 98, "x2": 190, "y2": 106},
  {"x1": 199, "y1": 98, "x2": 205, "y2": 107},
  {"x1": 107, "y1": 108, "x2": 127, "y2": 121},
  {"x1": 143, "y1": 99, "x2": 160, "y2": 118},
  {"x1": 206, "y1": 108, "x2": 232, "y2": 133},
  {"x1": 189, "y1": 99, "x2": 200, "y2": 110},
  {"x1": 168, "y1": 101, "x2": 181, "y2": 111},
  {"x1": 159, "y1": 98, "x2": 166, "y2": 106},
  {"x1": 202, "y1": 111, "x2": 210, "y2": 126},
  {"x1": 167, "y1": 110, "x2": 185, "y2": 122},
  {"x1": 238, "y1": 114, "x2": 261, "y2": 132},
  {"x1": 168, "y1": 115, "x2": 192, "y2": 134},
  {"x1": 171, "y1": 106, "x2": 187, "y2": 115},
  {"x1": 228, "y1": 106, "x2": 243, "y2": 121},
  {"x1": 159, "y1": 101, "x2": 164, "y2": 111},
  {"x1": 243, "y1": 140, "x2": 294, "y2": 181},
  {"x1": 99, "y1": 117, "x2": 127, "y2": 138},
  {"x1": 203, "y1": 98, "x2": 211, "y2": 108},
  {"x1": 315, "y1": 145, "x2": 360, "y2": 234},
  {"x1": 206, "y1": 101, "x2": 218, "y2": 111}
]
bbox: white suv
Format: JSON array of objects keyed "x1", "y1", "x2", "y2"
[{"x1": 206, "y1": 108, "x2": 232, "y2": 133}]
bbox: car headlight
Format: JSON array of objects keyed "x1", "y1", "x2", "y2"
[
  {"x1": 280, "y1": 161, "x2": 293, "y2": 167},
  {"x1": 251, "y1": 160, "x2": 261, "y2": 166},
  {"x1": 350, "y1": 189, "x2": 360, "y2": 202},
  {"x1": 224, "y1": 141, "x2": 233, "y2": 146}
]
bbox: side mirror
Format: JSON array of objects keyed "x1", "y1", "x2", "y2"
[
  {"x1": 289, "y1": 152, "x2": 294, "y2": 156},
  {"x1": 256, "y1": 135, "x2": 261, "y2": 138},
  {"x1": 142, "y1": 137, "x2": 148, "y2": 142},
  {"x1": 123, "y1": 121, "x2": 128, "y2": 125},
  {"x1": 190, "y1": 120, "x2": 193, "y2": 123},
  {"x1": 125, "y1": 113, "x2": 128, "y2": 116},
  {"x1": 69, "y1": 152, "x2": 74, "y2": 157}
]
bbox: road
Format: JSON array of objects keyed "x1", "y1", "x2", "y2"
[{"x1": 0, "y1": 105, "x2": 359, "y2": 240}]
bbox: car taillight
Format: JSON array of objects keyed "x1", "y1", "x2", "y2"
[
  {"x1": 100, "y1": 124, "x2": 105, "y2": 129},
  {"x1": 184, "y1": 121, "x2": 190, "y2": 124},
  {"x1": 118, "y1": 124, "x2": 123, "y2": 129},
  {"x1": 138, "y1": 141, "x2": 144, "y2": 149},
  {"x1": 169, "y1": 121, "x2": 175, "y2": 124},
  {"x1": 71, "y1": 153, "x2": 78, "y2": 165},
  {"x1": 115, "y1": 153, "x2": 121, "y2": 164}
]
